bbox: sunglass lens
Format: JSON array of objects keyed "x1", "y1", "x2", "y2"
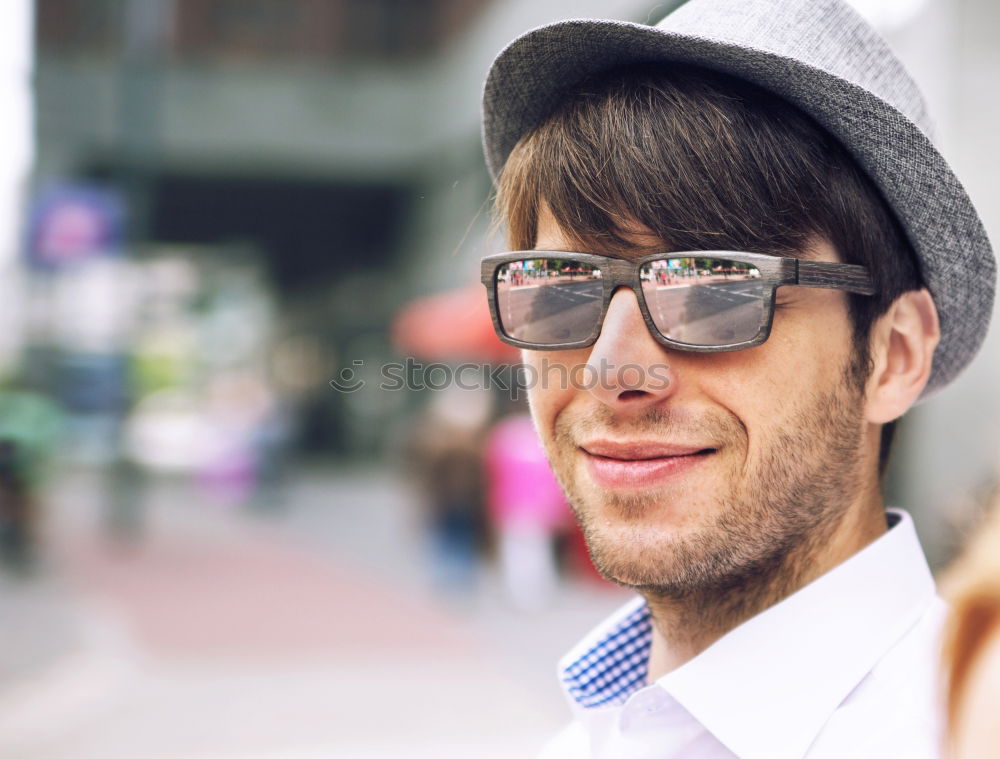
[
  {"x1": 640, "y1": 258, "x2": 766, "y2": 346},
  {"x1": 495, "y1": 259, "x2": 603, "y2": 345}
]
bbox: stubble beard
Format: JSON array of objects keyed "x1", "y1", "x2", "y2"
[{"x1": 544, "y1": 362, "x2": 869, "y2": 610}]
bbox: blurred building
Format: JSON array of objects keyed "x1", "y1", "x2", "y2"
[
  {"x1": 23, "y1": 0, "x2": 1000, "y2": 564},
  {"x1": 28, "y1": 0, "x2": 670, "y2": 462}
]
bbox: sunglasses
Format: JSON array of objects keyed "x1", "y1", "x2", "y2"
[{"x1": 480, "y1": 250, "x2": 875, "y2": 352}]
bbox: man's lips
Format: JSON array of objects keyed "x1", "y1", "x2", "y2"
[
  {"x1": 580, "y1": 440, "x2": 716, "y2": 488},
  {"x1": 581, "y1": 440, "x2": 712, "y2": 459}
]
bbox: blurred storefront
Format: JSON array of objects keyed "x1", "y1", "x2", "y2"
[
  {"x1": 29, "y1": 0, "x2": 505, "y2": 465},
  {"x1": 7, "y1": 0, "x2": 998, "y2": 547}
]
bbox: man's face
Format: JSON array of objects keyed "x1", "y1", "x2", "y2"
[{"x1": 525, "y1": 210, "x2": 873, "y2": 595}]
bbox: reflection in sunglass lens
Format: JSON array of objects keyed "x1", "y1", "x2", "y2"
[
  {"x1": 495, "y1": 259, "x2": 603, "y2": 344},
  {"x1": 640, "y1": 257, "x2": 766, "y2": 346}
]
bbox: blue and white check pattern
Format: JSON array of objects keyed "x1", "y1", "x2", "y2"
[{"x1": 561, "y1": 602, "x2": 653, "y2": 708}]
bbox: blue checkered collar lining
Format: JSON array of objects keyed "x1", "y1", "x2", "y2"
[{"x1": 560, "y1": 598, "x2": 653, "y2": 709}]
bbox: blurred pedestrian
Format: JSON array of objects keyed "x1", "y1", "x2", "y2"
[
  {"x1": 0, "y1": 389, "x2": 62, "y2": 572},
  {"x1": 0, "y1": 440, "x2": 34, "y2": 571},
  {"x1": 403, "y1": 386, "x2": 492, "y2": 595},
  {"x1": 477, "y1": 0, "x2": 994, "y2": 756},
  {"x1": 484, "y1": 413, "x2": 572, "y2": 611}
]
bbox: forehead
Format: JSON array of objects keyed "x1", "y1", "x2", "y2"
[
  {"x1": 533, "y1": 204, "x2": 663, "y2": 258},
  {"x1": 533, "y1": 204, "x2": 834, "y2": 263}
]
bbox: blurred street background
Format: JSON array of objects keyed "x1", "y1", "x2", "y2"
[{"x1": 0, "y1": 1, "x2": 998, "y2": 757}]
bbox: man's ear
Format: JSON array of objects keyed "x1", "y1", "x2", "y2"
[{"x1": 865, "y1": 288, "x2": 940, "y2": 424}]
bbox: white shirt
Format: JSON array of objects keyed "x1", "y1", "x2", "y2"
[{"x1": 541, "y1": 509, "x2": 947, "y2": 759}]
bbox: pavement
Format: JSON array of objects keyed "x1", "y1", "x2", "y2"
[{"x1": 0, "y1": 461, "x2": 630, "y2": 759}]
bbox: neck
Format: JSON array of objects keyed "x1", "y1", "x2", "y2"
[{"x1": 644, "y1": 491, "x2": 888, "y2": 680}]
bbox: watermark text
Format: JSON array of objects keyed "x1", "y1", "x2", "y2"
[{"x1": 330, "y1": 357, "x2": 671, "y2": 400}]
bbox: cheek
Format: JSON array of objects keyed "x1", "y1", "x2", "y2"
[
  {"x1": 693, "y1": 314, "x2": 854, "y2": 452},
  {"x1": 523, "y1": 349, "x2": 588, "y2": 438}
]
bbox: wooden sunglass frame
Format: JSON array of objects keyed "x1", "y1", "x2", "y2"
[{"x1": 480, "y1": 250, "x2": 875, "y2": 352}]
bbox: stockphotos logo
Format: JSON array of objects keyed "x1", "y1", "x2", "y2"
[{"x1": 330, "y1": 357, "x2": 670, "y2": 399}]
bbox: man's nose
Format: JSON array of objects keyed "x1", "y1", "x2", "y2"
[{"x1": 583, "y1": 287, "x2": 680, "y2": 411}]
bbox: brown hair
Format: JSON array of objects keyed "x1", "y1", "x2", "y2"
[{"x1": 495, "y1": 62, "x2": 925, "y2": 473}]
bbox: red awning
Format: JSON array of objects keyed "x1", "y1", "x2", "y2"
[{"x1": 392, "y1": 283, "x2": 520, "y2": 363}]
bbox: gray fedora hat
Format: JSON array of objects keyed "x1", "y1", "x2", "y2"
[{"x1": 482, "y1": 0, "x2": 994, "y2": 400}]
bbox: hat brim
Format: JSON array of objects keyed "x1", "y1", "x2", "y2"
[{"x1": 482, "y1": 19, "x2": 994, "y2": 401}]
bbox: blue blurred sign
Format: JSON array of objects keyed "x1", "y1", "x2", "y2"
[{"x1": 26, "y1": 183, "x2": 125, "y2": 269}]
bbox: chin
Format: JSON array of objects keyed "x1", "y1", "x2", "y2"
[
  {"x1": 572, "y1": 464, "x2": 711, "y2": 531},
  {"x1": 573, "y1": 496, "x2": 700, "y2": 572},
  {"x1": 583, "y1": 528, "x2": 690, "y2": 590},
  {"x1": 570, "y1": 483, "x2": 761, "y2": 594}
]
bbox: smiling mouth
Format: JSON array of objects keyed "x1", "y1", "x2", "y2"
[
  {"x1": 580, "y1": 442, "x2": 717, "y2": 488},
  {"x1": 581, "y1": 440, "x2": 717, "y2": 459}
]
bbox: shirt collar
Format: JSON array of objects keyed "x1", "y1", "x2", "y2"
[
  {"x1": 560, "y1": 595, "x2": 652, "y2": 709},
  {"x1": 558, "y1": 508, "x2": 938, "y2": 759}
]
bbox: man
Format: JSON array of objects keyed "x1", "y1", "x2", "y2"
[{"x1": 478, "y1": 0, "x2": 994, "y2": 756}]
